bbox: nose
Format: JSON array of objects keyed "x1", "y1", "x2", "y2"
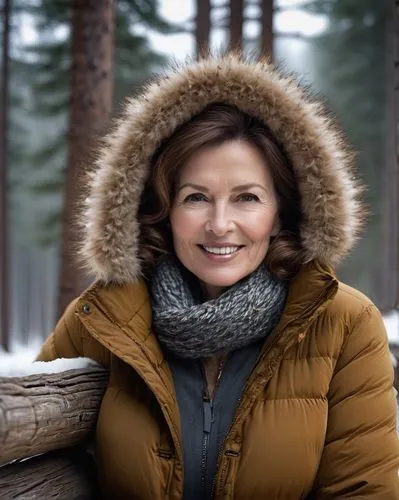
[{"x1": 205, "y1": 203, "x2": 234, "y2": 236}]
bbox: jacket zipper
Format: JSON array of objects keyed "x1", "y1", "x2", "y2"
[
  {"x1": 201, "y1": 394, "x2": 213, "y2": 494},
  {"x1": 201, "y1": 359, "x2": 225, "y2": 498}
]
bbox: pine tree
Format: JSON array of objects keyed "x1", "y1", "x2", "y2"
[
  {"x1": 57, "y1": 0, "x2": 115, "y2": 313},
  {"x1": 1, "y1": 0, "x2": 35, "y2": 240},
  {"x1": 229, "y1": 0, "x2": 244, "y2": 51},
  {"x1": 260, "y1": 0, "x2": 273, "y2": 57},
  {"x1": 306, "y1": 0, "x2": 388, "y2": 305},
  {"x1": 24, "y1": 0, "x2": 180, "y2": 246},
  {"x1": 3, "y1": 0, "x2": 183, "y2": 337},
  {"x1": 3, "y1": 0, "x2": 45, "y2": 345},
  {"x1": 195, "y1": 0, "x2": 211, "y2": 57}
]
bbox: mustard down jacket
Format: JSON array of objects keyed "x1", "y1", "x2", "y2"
[{"x1": 37, "y1": 55, "x2": 399, "y2": 499}]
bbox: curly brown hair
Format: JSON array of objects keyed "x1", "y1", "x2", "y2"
[{"x1": 138, "y1": 103, "x2": 305, "y2": 280}]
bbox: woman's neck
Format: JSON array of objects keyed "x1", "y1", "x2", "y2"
[{"x1": 200, "y1": 281, "x2": 227, "y2": 300}]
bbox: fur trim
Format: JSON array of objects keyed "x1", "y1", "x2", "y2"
[{"x1": 80, "y1": 54, "x2": 364, "y2": 284}]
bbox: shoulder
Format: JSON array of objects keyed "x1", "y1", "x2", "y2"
[
  {"x1": 68, "y1": 279, "x2": 151, "y2": 365},
  {"x1": 321, "y1": 280, "x2": 388, "y2": 360},
  {"x1": 301, "y1": 276, "x2": 389, "y2": 366},
  {"x1": 80, "y1": 278, "x2": 151, "y2": 324},
  {"x1": 325, "y1": 280, "x2": 381, "y2": 327},
  {"x1": 47, "y1": 288, "x2": 116, "y2": 367}
]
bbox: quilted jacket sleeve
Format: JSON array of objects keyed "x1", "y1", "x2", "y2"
[
  {"x1": 311, "y1": 304, "x2": 399, "y2": 499},
  {"x1": 36, "y1": 297, "x2": 110, "y2": 367}
]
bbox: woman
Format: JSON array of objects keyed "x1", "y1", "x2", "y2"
[{"x1": 37, "y1": 54, "x2": 399, "y2": 499}]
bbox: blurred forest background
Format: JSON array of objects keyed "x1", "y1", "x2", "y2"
[{"x1": 0, "y1": 0, "x2": 397, "y2": 352}]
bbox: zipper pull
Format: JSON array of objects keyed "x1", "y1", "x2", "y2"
[{"x1": 203, "y1": 397, "x2": 213, "y2": 434}]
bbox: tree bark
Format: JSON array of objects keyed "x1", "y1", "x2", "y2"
[
  {"x1": 0, "y1": 447, "x2": 98, "y2": 499},
  {"x1": 195, "y1": 0, "x2": 211, "y2": 57},
  {"x1": 394, "y1": 0, "x2": 399, "y2": 309},
  {"x1": 58, "y1": 0, "x2": 114, "y2": 317},
  {"x1": 0, "y1": 367, "x2": 108, "y2": 465},
  {"x1": 0, "y1": 0, "x2": 11, "y2": 351},
  {"x1": 380, "y1": 0, "x2": 398, "y2": 311},
  {"x1": 229, "y1": 0, "x2": 244, "y2": 52},
  {"x1": 261, "y1": 0, "x2": 274, "y2": 58}
]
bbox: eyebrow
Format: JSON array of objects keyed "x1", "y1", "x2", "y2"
[{"x1": 177, "y1": 183, "x2": 269, "y2": 193}]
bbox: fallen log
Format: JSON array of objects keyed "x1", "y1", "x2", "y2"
[
  {"x1": 0, "y1": 446, "x2": 98, "y2": 499},
  {"x1": 0, "y1": 367, "x2": 108, "y2": 465}
]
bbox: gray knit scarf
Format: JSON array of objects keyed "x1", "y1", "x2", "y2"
[{"x1": 150, "y1": 256, "x2": 288, "y2": 359}]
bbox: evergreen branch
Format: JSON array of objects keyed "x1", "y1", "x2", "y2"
[
  {"x1": 35, "y1": 211, "x2": 62, "y2": 247},
  {"x1": 30, "y1": 179, "x2": 65, "y2": 195},
  {"x1": 33, "y1": 70, "x2": 69, "y2": 94},
  {"x1": 121, "y1": 0, "x2": 184, "y2": 34},
  {"x1": 30, "y1": 93, "x2": 69, "y2": 117},
  {"x1": 31, "y1": 134, "x2": 67, "y2": 165},
  {"x1": 24, "y1": 39, "x2": 70, "y2": 58}
]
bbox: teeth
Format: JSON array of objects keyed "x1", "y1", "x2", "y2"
[{"x1": 203, "y1": 246, "x2": 239, "y2": 255}]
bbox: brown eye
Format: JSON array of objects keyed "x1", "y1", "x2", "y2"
[
  {"x1": 184, "y1": 193, "x2": 208, "y2": 203},
  {"x1": 238, "y1": 193, "x2": 259, "y2": 202}
]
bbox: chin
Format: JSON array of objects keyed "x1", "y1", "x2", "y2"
[{"x1": 197, "y1": 270, "x2": 247, "y2": 289}]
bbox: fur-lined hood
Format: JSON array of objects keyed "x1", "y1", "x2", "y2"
[{"x1": 81, "y1": 54, "x2": 363, "y2": 284}]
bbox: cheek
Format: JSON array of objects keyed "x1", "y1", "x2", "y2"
[
  {"x1": 170, "y1": 208, "x2": 203, "y2": 242},
  {"x1": 242, "y1": 209, "x2": 278, "y2": 242}
]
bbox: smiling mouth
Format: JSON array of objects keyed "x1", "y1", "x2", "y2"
[{"x1": 198, "y1": 245, "x2": 244, "y2": 256}]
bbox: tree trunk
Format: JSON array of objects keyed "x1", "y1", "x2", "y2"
[
  {"x1": 229, "y1": 0, "x2": 244, "y2": 52},
  {"x1": 394, "y1": 0, "x2": 399, "y2": 309},
  {"x1": 260, "y1": 0, "x2": 273, "y2": 58},
  {"x1": 58, "y1": 0, "x2": 114, "y2": 317},
  {"x1": 380, "y1": 0, "x2": 398, "y2": 311},
  {"x1": 195, "y1": 0, "x2": 211, "y2": 57},
  {"x1": 0, "y1": 367, "x2": 108, "y2": 465},
  {"x1": 0, "y1": 0, "x2": 11, "y2": 351}
]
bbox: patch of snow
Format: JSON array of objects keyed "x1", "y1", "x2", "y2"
[
  {"x1": 383, "y1": 310, "x2": 399, "y2": 344},
  {"x1": 0, "y1": 357, "x2": 101, "y2": 377},
  {"x1": 0, "y1": 342, "x2": 40, "y2": 377},
  {"x1": 0, "y1": 340, "x2": 101, "y2": 377}
]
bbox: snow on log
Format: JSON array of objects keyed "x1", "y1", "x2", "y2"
[{"x1": 0, "y1": 367, "x2": 108, "y2": 465}]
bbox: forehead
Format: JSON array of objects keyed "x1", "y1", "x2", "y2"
[{"x1": 178, "y1": 140, "x2": 273, "y2": 186}]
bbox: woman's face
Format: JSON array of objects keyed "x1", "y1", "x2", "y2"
[{"x1": 170, "y1": 140, "x2": 280, "y2": 299}]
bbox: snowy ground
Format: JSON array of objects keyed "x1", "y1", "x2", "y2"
[{"x1": 1, "y1": 310, "x2": 399, "y2": 375}]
